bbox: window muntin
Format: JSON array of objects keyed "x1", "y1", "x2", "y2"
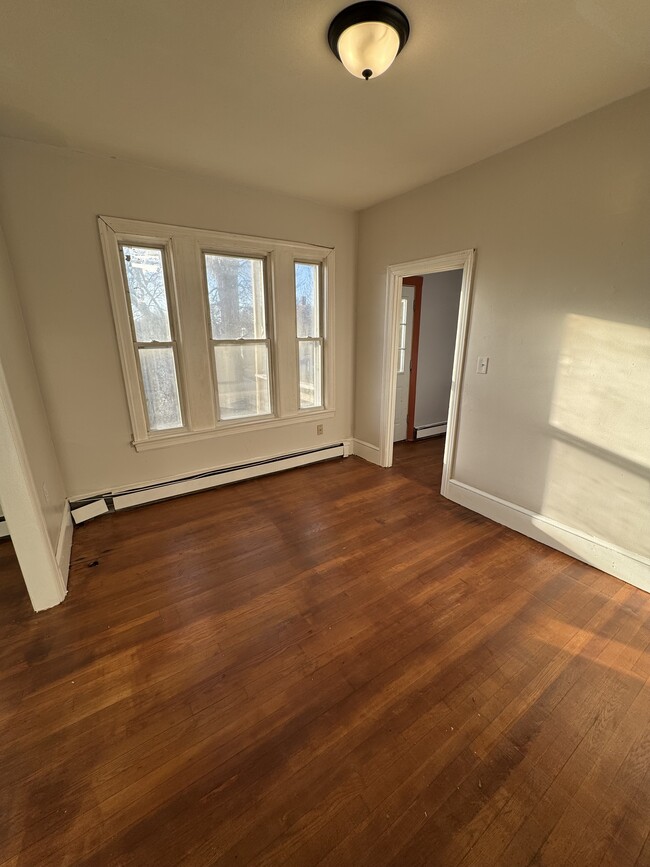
[
  {"x1": 204, "y1": 253, "x2": 272, "y2": 420},
  {"x1": 295, "y1": 262, "x2": 323, "y2": 410},
  {"x1": 120, "y1": 245, "x2": 183, "y2": 431}
]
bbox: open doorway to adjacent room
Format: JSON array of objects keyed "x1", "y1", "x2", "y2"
[
  {"x1": 393, "y1": 269, "x2": 463, "y2": 445},
  {"x1": 380, "y1": 250, "x2": 475, "y2": 495}
]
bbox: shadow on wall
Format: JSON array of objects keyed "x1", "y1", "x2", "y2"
[
  {"x1": 540, "y1": 313, "x2": 650, "y2": 559},
  {"x1": 0, "y1": 104, "x2": 68, "y2": 147}
]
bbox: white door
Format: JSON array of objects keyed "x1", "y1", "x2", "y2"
[{"x1": 393, "y1": 284, "x2": 415, "y2": 442}]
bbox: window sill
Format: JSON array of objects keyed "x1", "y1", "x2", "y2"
[{"x1": 132, "y1": 409, "x2": 335, "y2": 452}]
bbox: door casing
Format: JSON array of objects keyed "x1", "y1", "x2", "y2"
[{"x1": 379, "y1": 249, "x2": 476, "y2": 498}]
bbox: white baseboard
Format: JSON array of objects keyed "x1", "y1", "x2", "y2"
[
  {"x1": 112, "y1": 444, "x2": 345, "y2": 511},
  {"x1": 416, "y1": 423, "x2": 447, "y2": 440},
  {"x1": 445, "y1": 479, "x2": 650, "y2": 594},
  {"x1": 71, "y1": 499, "x2": 110, "y2": 526},
  {"x1": 351, "y1": 438, "x2": 381, "y2": 466},
  {"x1": 0, "y1": 519, "x2": 9, "y2": 539},
  {"x1": 55, "y1": 502, "x2": 74, "y2": 588}
]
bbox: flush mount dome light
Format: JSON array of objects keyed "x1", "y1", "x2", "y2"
[{"x1": 328, "y1": 1, "x2": 410, "y2": 81}]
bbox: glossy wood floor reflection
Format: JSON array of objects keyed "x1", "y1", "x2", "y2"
[{"x1": 1, "y1": 438, "x2": 650, "y2": 866}]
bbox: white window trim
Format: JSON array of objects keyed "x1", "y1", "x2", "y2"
[
  {"x1": 119, "y1": 240, "x2": 188, "y2": 435},
  {"x1": 295, "y1": 259, "x2": 326, "y2": 411},
  {"x1": 98, "y1": 216, "x2": 335, "y2": 451}
]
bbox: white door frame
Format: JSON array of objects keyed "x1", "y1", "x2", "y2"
[
  {"x1": 379, "y1": 249, "x2": 476, "y2": 495},
  {"x1": 0, "y1": 360, "x2": 67, "y2": 611},
  {"x1": 393, "y1": 283, "x2": 415, "y2": 443}
]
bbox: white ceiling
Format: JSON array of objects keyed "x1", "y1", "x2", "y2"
[{"x1": 1, "y1": 0, "x2": 649, "y2": 210}]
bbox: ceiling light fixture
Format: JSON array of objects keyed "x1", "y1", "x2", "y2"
[{"x1": 328, "y1": 1, "x2": 410, "y2": 81}]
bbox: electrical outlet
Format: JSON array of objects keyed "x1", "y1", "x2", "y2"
[
  {"x1": 476, "y1": 356, "x2": 489, "y2": 375},
  {"x1": 316, "y1": 424, "x2": 324, "y2": 435}
]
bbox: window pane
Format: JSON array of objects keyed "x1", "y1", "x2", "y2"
[
  {"x1": 122, "y1": 246, "x2": 172, "y2": 342},
  {"x1": 205, "y1": 254, "x2": 266, "y2": 340},
  {"x1": 138, "y1": 347, "x2": 183, "y2": 430},
  {"x1": 214, "y1": 344, "x2": 271, "y2": 420},
  {"x1": 398, "y1": 349, "x2": 405, "y2": 375},
  {"x1": 298, "y1": 340, "x2": 322, "y2": 409},
  {"x1": 400, "y1": 298, "x2": 408, "y2": 327},
  {"x1": 295, "y1": 262, "x2": 320, "y2": 338}
]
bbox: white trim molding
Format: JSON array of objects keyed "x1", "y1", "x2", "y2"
[
  {"x1": 446, "y1": 479, "x2": 650, "y2": 594},
  {"x1": 351, "y1": 438, "x2": 382, "y2": 465},
  {"x1": 379, "y1": 250, "x2": 476, "y2": 490},
  {"x1": 71, "y1": 499, "x2": 109, "y2": 526},
  {"x1": 416, "y1": 422, "x2": 447, "y2": 440},
  {"x1": 0, "y1": 362, "x2": 67, "y2": 611},
  {"x1": 55, "y1": 503, "x2": 74, "y2": 587},
  {"x1": 131, "y1": 409, "x2": 337, "y2": 452}
]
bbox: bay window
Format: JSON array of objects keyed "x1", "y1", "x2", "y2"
[{"x1": 99, "y1": 216, "x2": 333, "y2": 450}]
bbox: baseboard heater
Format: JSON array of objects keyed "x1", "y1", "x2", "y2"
[
  {"x1": 70, "y1": 443, "x2": 346, "y2": 524},
  {"x1": 415, "y1": 422, "x2": 447, "y2": 440}
]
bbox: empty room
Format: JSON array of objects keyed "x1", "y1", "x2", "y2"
[{"x1": 0, "y1": 0, "x2": 649, "y2": 864}]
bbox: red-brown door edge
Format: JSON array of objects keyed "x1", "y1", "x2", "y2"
[{"x1": 403, "y1": 275, "x2": 423, "y2": 442}]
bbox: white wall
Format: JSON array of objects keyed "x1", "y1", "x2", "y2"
[
  {"x1": 0, "y1": 224, "x2": 69, "y2": 609},
  {"x1": 0, "y1": 140, "x2": 357, "y2": 500},
  {"x1": 356, "y1": 88, "x2": 650, "y2": 584},
  {"x1": 414, "y1": 270, "x2": 462, "y2": 430}
]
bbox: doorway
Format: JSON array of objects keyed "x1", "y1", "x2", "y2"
[
  {"x1": 393, "y1": 282, "x2": 415, "y2": 442},
  {"x1": 392, "y1": 269, "x2": 463, "y2": 444},
  {"x1": 381, "y1": 249, "x2": 476, "y2": 495}
]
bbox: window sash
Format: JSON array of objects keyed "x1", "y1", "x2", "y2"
[
  {"x1": 137, "y1": 345, "x2": 184, "y2": 431},
  {"x1": 297, "y1": 336, "x2": 324, "y2": 410},
  {"x1": 119, "y1": 243, "x2": 185, "y2": 433},
  {"x1": 295, "y1": 261, "x2": 324, "y2": 410},
  {"x1": 202, "y1": 252, "x2": 275, "y2": 421},
  {"x1": 203, "y1": 252, "x2": 268, "y2": 341},
  {"x1": 211, "y1": 339, "x2": 273, "y2": 421},
  {"x1": 211, "y1": 338, "x2": 270, "y2": 346}
]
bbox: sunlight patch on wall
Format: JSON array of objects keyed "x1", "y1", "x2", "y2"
[
  {"x1": 543, "y1": 313, "x2": 650, "y2": 558},
  {"x1": 549, "y1": 314, "x2": 650, "y2": 469},
  {"x1": 542, "y1": 438, "x2": 649, "y2": 557}
]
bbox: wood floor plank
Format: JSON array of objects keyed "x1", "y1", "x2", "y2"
[{"x1": 0, "y1": 437, "x2": 648, "y2": 866}]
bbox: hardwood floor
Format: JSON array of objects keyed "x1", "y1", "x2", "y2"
[{"x1": 1, "y1": 437, "x2": 649, "y2": 866}]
